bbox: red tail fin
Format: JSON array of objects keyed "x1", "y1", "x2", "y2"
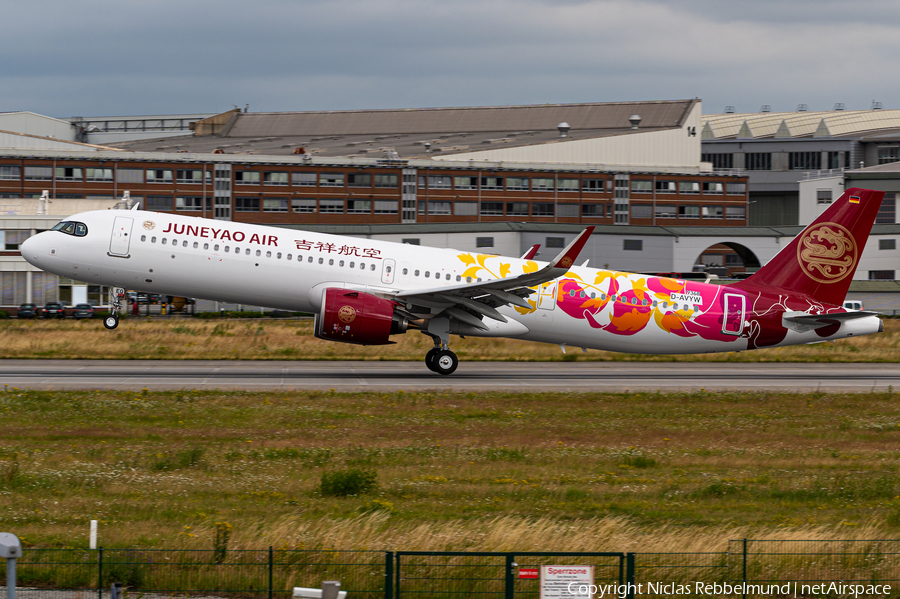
[{"x1": 733, "y1": 187, "x2": 884, "y2": 306}]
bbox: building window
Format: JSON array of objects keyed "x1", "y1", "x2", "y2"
[
  {"x1": 24, "y1": 166, "x2": 52, "y2": 181},
  {"x1": 176, "y1": 196, "x2": 205, "y2": 211},
  {"x1": 320, "y1": 173, "x2": 344, "y2": 187},
  {"x1": 703, "y1": 182, "x2": 724, "y2": 195},
  {"x1": 117, "y1": 168, "x2": 143, "y2": 184},
  {"x1": 726, "y1": 182, "x2": 747, "y2": 195},
  {"x1": 879, "y1": 239, "x2": 896, "y2": 250},
  {"x1": 319, "y1": 199, "x2": 344, "y2": 213},
  {"x1": 532, "y1": 203, "x2": 554, "y2": 217},
  {"x1": 679, "y1": 181, "x2": 700, "y2": 194},
  {"x1": 869, "y1": 270, "x2": 896, "y2": 280},
  {"x1": 480, "y1": 202, "x2": 504, "y2": 216},
  {"x1": 631, "y1": 204, "x2": 652, "y2": 219},
  {"x1": 506, "y1": 177, "x2": 529, "y2": 191},
  {"x1": 878, "y1": 146, "x2": 900, "y2": 165},
  {"x1": 546, "y1": 237, "x2": 565, "y2": 248},
  {"x1": 374, "y1": 200, "x2": 398, "y2": 214},
  {"x1": 86, "y1": 167, "x2": 113, "y2": 182},
  {"x1": 454, "y1": 176, "x2": 478, "y2": 190},
  {"x1": 631, "y1": 180, "x2": 652, "y2": 193},
  {"x1": 177, "y1": 169, "x2": 209, "y2": 184},
  {"x1": 506, "y1": 202, "x2": 528, "y2": 216},
  {"x1": 828, "y1": 151, "x2": 849, "y2": 169},
  {"x1": 481, "y1": 176, "x2": 504, "y2": 190},
  {"x1": 582, "y1": 179, "x2": 606, "y2": 192},
  {"x1": 476, "y1": 237, "x2": 494, "y2": 248},
  {"x1": 679, "y1": 205, "x2": 700, "y2": 218},
  {"x1": 817, "y1": 190, "x2": 833, "y2": 204},
  {"x1": 582, "y1": 204, "x2": 605, "y2": 217},
  {"x1": 420, "y1": 201, "x2": 451, "y2": 215},
  {"x1": 146, "y1": 169, "x2": 173, "y2": 183},
  {"x1": 656, "y1": 181, "x2": 676, "y2": 194},
  {"x1": 623, "y1": 239, "x2": 643, "y2": 251},
  {"x1": 746, "y1": 153, "x2": 772, "y2": 170},
  {"x1": 558, "y1": 179, "x2": 579, "y2": 192},
  {"x1": 292, "y1": 199, "x2": 317, "y2": 213},
  {"x1": 454, "y1": 202, "x2": 477, "y2": 215},
  {"x1": 374, "y1": 174, "x2": 398, "y2": 188},
  {"x1": 235, "y1": 197, "x2": 260, "y2": 212},
  {"x1": 264, "y1": 172, "x2": 289, "y2": 186},
  {"x1": 292, "y1": 172, "x2": 317, "y2": 186},
  {"x1": 726, "y1": 206, "x2": 746, "y2": 220},
  {"x1": 427, "y1": 175, "x2": 452, "y2": 189},
  {"x1": 702, "y1": 205, "x2": 723, "y2": 219},
  {"x1": 655, "y1": 205, "x2": 677, "y2": 218},
  {"x1": 235, "y1": 171, "x2": 261, "y2": 185},
  {"x1": 876, "y1": 193, "x2": 896, "y2": 224},
  {"x1": 145, "y1": 196, "x2": 173, "y2": 211},
  {"x1": 789, "y1": 152, "x2": 822, "y2": 170},
  {"x1": 347, "y1": 173, "x2": 372, "y2": 187},
  {"x1": 402, "y1": 238, "x2": 420, "y2": 245},
  {"x1": 558, "y1": 204, "x2": 579, "y2": 218},
  {"x1": 702, "y1": 153, "x2": 734, "y2": 169},
  {"x1": 55, "y1": 167, "x2": 83, "y2": 181},
  {"x1": 0, "y1": 166, "x2": 20, "y2": 180},
  {"x1": 263, "y1": 198, "x2": 289, "y2": 212},
  {"x1": 532, "y1": 178, "x2": 555, "y2": 191}
]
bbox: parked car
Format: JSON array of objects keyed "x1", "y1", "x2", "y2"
[
  {"x1": 843, "y1": 300, "x2": 864, "y2": 311},
  {"x1": 136, "y1": 293, "x2": 161, "y2": 304},
  {"x1": 73, "y1": 303, "x2": 95, "y2": 319},
  {"x1": 42, "y1": 302, "x2": 66, "y2": 319},
  {"x1": 17, "y1": 303, "x2": 36, "y2": 319}
]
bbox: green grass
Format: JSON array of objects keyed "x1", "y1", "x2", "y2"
[{"x1": 3, "y1": 387, "x2": 900, "y2": 553}]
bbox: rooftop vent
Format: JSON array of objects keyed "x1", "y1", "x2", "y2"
[
  {"x1": 557, "y1": 122, "x2": 570, "y2": 138},
  {"x1": 872, "y1": 101, "x2": 883, "y2": 110},
  {"x1": 628, "y1": 114, "x2": 641, "y2": 129},
  {"x1": 834, "y1": 103, "x2": 845, "y2": 111},
  {"x1": 724, "y1": 106, "x2": 735, "y2": 113},
  {"x1": 797, "y1": 104, "x2": 808, "y2": 112},
  {"x1": 760, "y1": 105, "x2": 771, "y2": 113}
]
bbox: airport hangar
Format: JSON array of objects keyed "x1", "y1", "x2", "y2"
[{"x1": 0, "y1": 99, "x2": 897, "y2": 311}]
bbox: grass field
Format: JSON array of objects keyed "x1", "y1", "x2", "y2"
[
  {"x1": 3, "y1": 387, "x2": 900, "y2": 553},
  {"x1": 0, "y1": 316, "x2": 899, "y2": 361}
]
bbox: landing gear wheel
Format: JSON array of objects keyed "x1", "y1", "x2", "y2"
[
  {"x1": 425, "y1": 348, "x2": 440, "y2": 372},
  {"x1": 433, "y1": 349, "x2": 458, "y2": 376},
  {"x1": 103, "y1": 314, "x2": 119, "y2": 330}
]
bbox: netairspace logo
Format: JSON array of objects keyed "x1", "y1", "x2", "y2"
[{"x1": 566, "y1": 581, "x2": 892, "y2": 598}]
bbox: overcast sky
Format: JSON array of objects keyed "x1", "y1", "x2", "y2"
[{"x1": 2, "y1": 0, "x2": 898, "y2": 118}]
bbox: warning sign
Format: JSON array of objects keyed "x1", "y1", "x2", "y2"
[
  {"x1": 518, "y1": 567, "x2": 540, "y2": 579},
  {"x1": 540, "y1": 565, "x2": 594, "y2": 599}
]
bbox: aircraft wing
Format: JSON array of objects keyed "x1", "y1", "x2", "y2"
[{"x1": 393, "y1": 227, "x2": 593, "y2": 330}]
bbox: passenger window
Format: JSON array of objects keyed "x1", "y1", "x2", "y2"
[
  {"x1": 466, "y1": 277, "x2": 472, "y2": 283},
  {"x1": 277, "y1": 252, "x2": 282, "y2": 259},
  {"x1": 203, "y1": 243, "x2": 208, "y2": 250},
  {"x1": 266, "y1": 251, "x2": 272, "y2": 258},
  {"x1": 225, "y1": 246, "x2": 230, "y2": 253},
  {"x1": 370, "y1": 264, "x2": 375, "y2": 271},
  {"x1": 162, "y1": 238, "x2": 167, "y2": 245},
  {"x1": 414, "y1": 270, "x2": 420, "y2": 276},
  {"x1": 256, "y1": 250, "x2": 261, "y2": 257},
  {"x1": 287, "y1": 254, "x2": 292, "y2": 260},
  {"x1": 141, "y1": 235, "x2": 147, "y2": 242},
  {"x1": 308, "y1": 256, "x2": 313, "y2": 263},
  {"x1": 245, "y1": 248, "x2": 251, "y2": 255},
  {"x1": 328, "y1": 259, "x2": 334, "y2": 266},
  {"x1": 386, "y1": 265, "x2": 392, "y2": 273},
  {"x1": 425, "y1": 272, "x2": 430, "y2": 278},
  {"x1": 339, "y1": 260, "x2": 345, "y2": 267},
  {"x1": 445, "y1": 274, "x2": 450, "y2": 281},
  {"x1": 318, "y1": 257, "x2": 324, "y2": 264},
  {"x1": 193, "y1": 242, "x2": 198, "y2": 249},
  {"x1": 456, "y1": 275, "x2": 461, "y2": 282},
  {"x1": 182, "y1": 240, "x2": 188, "y2": 247},
  {"x1": 350, "y1": 262, "x2": 355, "y2": 268},
  {"x1": 360, "y1": 263, "x2": 365, "y2": 269}
]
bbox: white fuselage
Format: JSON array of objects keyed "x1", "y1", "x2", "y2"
[{"x1": 21, "y1": 209, "x2": 882, "y2": 355}]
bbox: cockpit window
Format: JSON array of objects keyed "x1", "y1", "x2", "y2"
[{"x1": 51, "y1": 221, "x2": 88, "y2": 237}]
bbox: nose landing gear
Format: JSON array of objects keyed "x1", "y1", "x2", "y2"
[{"x1": 105, "y1": 287, "x2": 125, "y2": 330}]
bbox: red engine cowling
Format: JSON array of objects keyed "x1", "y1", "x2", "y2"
[{"x1": 315, "y1": 288, "x2": 407, "y2": 345}]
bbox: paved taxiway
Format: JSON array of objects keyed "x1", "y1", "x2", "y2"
[{"x1": 0, "y1": 360, "x2": 898, "y2": 392}]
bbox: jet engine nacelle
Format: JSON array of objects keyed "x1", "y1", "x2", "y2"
[{"x1": 314, "y1": 287, "x2": 407, "y2": 345}]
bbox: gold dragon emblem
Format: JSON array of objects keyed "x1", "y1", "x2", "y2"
[
  {"x1": 338, "y1": 305, "x2": 357, "y2": 324},
  {"x1": 796, "y1": 222, "x2": 857, "y2": 284},
  {"x1": 142, "y1": 221, "x2": 156, "y2": 230},
  {"x1": 560, "y1": 256, "x2": 573, "y2": 268}
]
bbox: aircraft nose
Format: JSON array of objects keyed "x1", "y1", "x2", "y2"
[{"x1": 19, "y1": 233, "x2": 42, "y2": 266}]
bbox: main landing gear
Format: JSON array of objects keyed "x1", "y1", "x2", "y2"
[
  {"x1": 424, "y1": 316, "x2": 458, "y2": 375},
  {"x1": 104, "y1": 287, "x2": 125, "y2": 330}
]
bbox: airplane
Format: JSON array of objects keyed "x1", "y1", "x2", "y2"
[{"x1": 20, "y1": 187, "x2": 885, "y2": 375}]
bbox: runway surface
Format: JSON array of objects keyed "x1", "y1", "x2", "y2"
[{"x1": 0, "y1": 360, "x2": 898, "y2": 392}]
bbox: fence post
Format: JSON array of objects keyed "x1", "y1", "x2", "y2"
[
  {"x1": 268, "y1": 547, "x2": 273, "y2": 599},
  {"x1": 97, "y1": 547, "x2": 103, "y2": 599},
  {"x1": 504, "y1": 554, "x2": 515, "y2": 599},
  {"x1": 625, "y1": 553, "x2": 635, "y2": 599},
  {"x1": 384, "y1": 552, "x2": 393, "y2": 599},
  {"x1": 394, "y1": 553, "x2": 401, "y2": 599},
  {"x1": 742, "y1": 538, "x2": 748, "y2": 599}
]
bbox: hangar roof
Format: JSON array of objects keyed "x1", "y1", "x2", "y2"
[
  {"x1": 702, "y1": 109, "x2": 900, "y2": 140},
  {"x1": 112, "y1": 100, "x2": 698, "y2": 160}
]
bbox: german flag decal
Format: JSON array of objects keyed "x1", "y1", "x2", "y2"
[{"x1": 850, "y1": 195, "x2": 860, "y2": 204}]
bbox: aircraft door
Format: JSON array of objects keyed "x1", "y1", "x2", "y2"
[
  {"x1": 381, "y1": 258, "x2": 396, "y2": 285},
  {"x1": 109, "y1": 216, "x2": 134, "y2": 257},
  {"x1": 722, "y1": 293, "x2": 745, "y2": 335},
  {"x1": 398, "y1": 261, "x2": 412, "y2": 286},
  {"x1": 538, "y1": 281, "x2": 557, "y2": 310}
]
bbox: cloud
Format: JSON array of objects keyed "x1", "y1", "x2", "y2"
[{"x1": 0, "y1": 0, "x2": 897, "y2": 116}]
